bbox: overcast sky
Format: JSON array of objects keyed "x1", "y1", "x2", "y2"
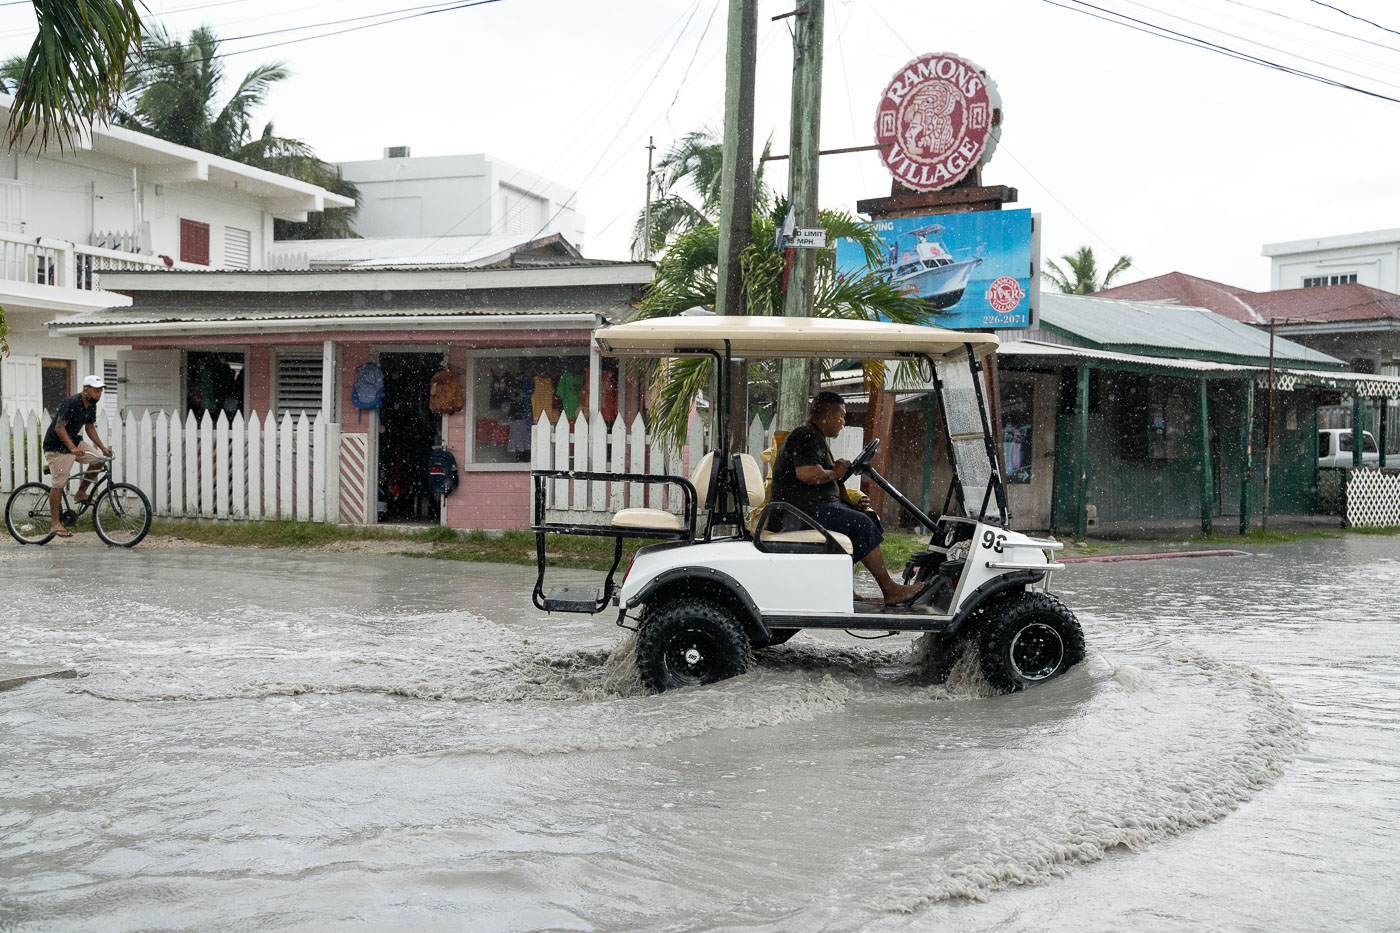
[{"x1": 2, "y1": 0, "x2": 1398, "y2": 290}]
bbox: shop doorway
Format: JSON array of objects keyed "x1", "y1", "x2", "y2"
[{"x1": 377, "y1": 351, "x2": 443, "y2": 524}]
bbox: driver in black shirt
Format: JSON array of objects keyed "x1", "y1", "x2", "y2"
[{"x1": 768, "y1": 391, "x2": 923, "y2": 605}]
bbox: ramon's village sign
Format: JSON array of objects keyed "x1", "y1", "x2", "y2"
[{"x1": 875, "y1": 53, "x2": 1001, "y2": 192}]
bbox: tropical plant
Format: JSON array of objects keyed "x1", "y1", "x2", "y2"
[
  {"x1": 0, "y1": 306, "x2": 9, "y2": 357},
  {"x1": 631, "y1": 129, "x2": 775, "y2": 260},
  {"x1": 4, "y1": 0, "x2": 143, "y2": 150},
  {"x1": 1043, "y1": 245, "x2": 1133, "y2": 294},
  {"x1": 637, "y1": 201, "x2": 927, "y2": 446}
]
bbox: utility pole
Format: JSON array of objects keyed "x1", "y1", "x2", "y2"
[
  {"x1": 776, "y1": 0, "x2": 824, "y2": 430},
  {"x1": 642, "y1": 136, "x2": 656, "y2": 261},
  {"x1": 716, "y1": 0, "x2": 757, "y2": 452}
]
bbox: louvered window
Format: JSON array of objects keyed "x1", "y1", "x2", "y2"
[
  {"x1": 500, "y1": 187, "x2": 543, "y2": 234},
  {"x1": 224, "y1": 226, "x2": 251, "y2": 269},
  {"x1": 102, "y1": 359, "x2": 118, "y2": 419},
  {"x1": 276, "y1": 352, "x2": 323, "y2": 417}
]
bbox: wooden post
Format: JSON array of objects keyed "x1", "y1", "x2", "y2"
[
  {"x1": 776, "y1": 0, "x2": 824, "y2": 430},
  {"x1": 1198, "y1": 379, "x2": 1213, "y2": 536},
  {"x1": 717, "y1": 0, "x2": 757, "y2": 451},
  {"x1": 1238, "y1": 379, "x2": 1254, "y2": 535},
  {"x1": 1352, "y1": 393, "x2": 1366, "y2": 469},
  {"x1": 1074, "y1": 367, "x2": 1089, "y2": 541},
  {"x1": 863, "y1": 380, "x2": 896, "y2": 517}
]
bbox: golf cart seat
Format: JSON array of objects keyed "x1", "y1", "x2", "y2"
[
  {"x1": 609, "y1": 451, "x2": 715, "y2": 532},
  {"x1": 729, "y1": 453, "x2": 855, "y2": 555}
]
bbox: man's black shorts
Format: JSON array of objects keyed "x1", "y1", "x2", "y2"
[{"x1": 808, "y1": 501, "x2": 882, "y2": 559}]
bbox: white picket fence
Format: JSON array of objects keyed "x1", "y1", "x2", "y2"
[
  {"x1": 0, "y1": 409, "x2": 338, "y2": 522},
  {"x1": 530, "y1": 411, "x2": 864, "y2": 524}
]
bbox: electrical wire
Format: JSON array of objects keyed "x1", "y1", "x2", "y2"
[
  {"x1": 1302, "y1": 0, "x2": 1400, "y2": 39},
  {"x1": 1222, "y1": 0, "x2": 1400, "y2": 56},
  {"x1": 1043, "y1": 0, "x2": 1400, "y2": 105}
]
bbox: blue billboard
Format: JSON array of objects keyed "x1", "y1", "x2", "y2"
[{"x1": 835, "y1": 208, "x2": 1037, "y2": 330}]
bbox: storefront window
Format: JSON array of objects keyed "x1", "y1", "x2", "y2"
[
  {"x1": 186, "y1": 350, "x2": 245, "y2": 418},
  {"x1": 472, "y1": 355, "x2": 619, "y2": 464},
  {"x1": 1001, "y1": 381, "x2": 1034, "y2": 483}
]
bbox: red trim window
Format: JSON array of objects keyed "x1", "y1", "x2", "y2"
[{"x1": 180, "y1": 218, "x2": 210, "y2": 265}]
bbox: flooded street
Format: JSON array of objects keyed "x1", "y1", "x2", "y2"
[{"x1": 2, "y1": 537, "x2": 1397, "y2": 932}]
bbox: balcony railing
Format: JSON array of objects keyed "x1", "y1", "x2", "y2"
[{"x1": 0, "y1": 229, "x2": 170, "y2": 294}]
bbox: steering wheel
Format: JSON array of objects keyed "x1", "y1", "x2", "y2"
[{"x1": 845, "y1": 438, "x2": 880, "y2": 479}]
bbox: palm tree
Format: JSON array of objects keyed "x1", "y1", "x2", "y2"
[
  {"x1": 631, "y1": 129, "x2": 775, "y2": 260},
  {"x1": 1043, "y1": 246, "x2": 1133, "y2": 294},
  {"x1": 637, "y1": 201, "x2": 928, "y2": 446},
  {"x1": 3, "y1": 0, "x2": 143, "y2": 151}
]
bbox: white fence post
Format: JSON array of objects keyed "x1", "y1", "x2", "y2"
[
  {"x1": 589, "y1": 411, "x2": 606, "y2": 508},
  {"x1": 531, "y1": 414, "x2": 553, "y2": 509},
  {"x1": 572, "y1": 413, "x2": 590, "y2": 511},
  {"x1": 608, "y1": 416, "x2": 625, "y2": 511},
  {"x1": 552, "y1": 416, "x2": 569, "y2": 507},
  {"x1": 154, "y1": 412, "x2": 169, "y2": 515},
  {"x1": 627, "y1": 414, "x2": 646, "y2": 509},
  {"x1": 230, "y1": 411, "x2": 246, "y2": 519},
  {"x1": 264, "y1": 412, "x2": 278, "y2": 519},
  {"x1": 169, "y1": 412, "x2": 184, "y2": 517},
  {"x1": 312, "y1": 414, "x2": 327, "y2": 523},
  {"x1": 183, "y1": 411, "x2": 198, "y2": 516},
  {"x1": 199, "y1": 411, "x2": 215, "y2": 518},
  {"x1": 295, "y1": 412, "x2": 311, "y2": 522},
  {"x1": 0, "y1": 413, "x2": 12, "y2": 493},
  {"x1": 123, "y1": 411, "x2": 138, "y2": 484},
  {"x1": 324, "y1": 422, "x2": 340, "y2": 523},
  {"x1": 25, "y1": 414, "x2": 39, "y2": 484},
  {"x1": 138, "y1": 411, "x2": 154, "y2": 502},
  {"x1": 279, "y1": 412, "x2": 294, "y2": 519},
  {"x1": 247, "y1": 412, "x2": 262, "y2": 521}
]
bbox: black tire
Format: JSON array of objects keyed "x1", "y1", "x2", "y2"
[
  {"x1": 977, "y1": 592, "x2": 1085, "y2": 693},
  {"x1": 6, "y1": 483, "x2": 56, "y2": 545},
  {"x1": 636, "y1": 599, "x2": 750, "y2": 693},
  {"x1": 752, "y1": 628, "x2": 799, "y2": 649},
  {"x1": 93, "y1": 483, "x2": 152, "y2": 548}
]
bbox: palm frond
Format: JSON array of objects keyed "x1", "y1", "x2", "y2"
[
  {"x1": 647, "y1": 356, "x2": 713, "y2": 450},
  {"x1": 7, "y1": 0, "x2": 144, "y2": 150}
]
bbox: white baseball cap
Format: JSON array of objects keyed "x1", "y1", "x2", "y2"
[{"x1": 82, "y1": 374, "x2": 105, "y2": 389}]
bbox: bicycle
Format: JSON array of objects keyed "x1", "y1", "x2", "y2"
[{"x1": 5, "y1": 457, "x2": 152, "y2": 547}]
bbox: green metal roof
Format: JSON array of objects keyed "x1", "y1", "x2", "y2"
[{"x1": 1037, "y1": 293, "x2": 1343, "y2": 369}]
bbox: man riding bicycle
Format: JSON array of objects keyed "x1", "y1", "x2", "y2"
[{"x1": 41, "y1": 375, "x2": 112, "y2": 538}]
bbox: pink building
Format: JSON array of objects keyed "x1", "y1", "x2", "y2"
[{"x1": 49, "y1": 240, "x2": 651, "y2": 529}]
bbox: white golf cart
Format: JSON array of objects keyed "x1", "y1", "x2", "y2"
[{"x1": 531, "y1": 316, "x2": 1084, "y2": 694}]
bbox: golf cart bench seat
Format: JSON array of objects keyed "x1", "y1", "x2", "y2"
[
  {"x1": 757, "y1": 528, "x2": 854, "y2": 554},
  {"x1": 611, "y1": 507, "x2": 684, "y2": 532}
]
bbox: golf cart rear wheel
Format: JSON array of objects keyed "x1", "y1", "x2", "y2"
[
  {"x1": 636, "y1": 600, "x2": 750, "y2": 693},
  {"x1": 977, "y1": 592, "x2": 1085, "y2": 693}
]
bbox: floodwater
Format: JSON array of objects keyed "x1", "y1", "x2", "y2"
[{"x1": 1, "y1": 536, "x2": 1396, "y2": 932}]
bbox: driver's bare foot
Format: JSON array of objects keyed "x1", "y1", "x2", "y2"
[{"x1": 882, "y1": 582, "x2": 924, "y2": 606}]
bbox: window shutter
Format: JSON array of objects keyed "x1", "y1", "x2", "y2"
[
  {"x1": 102, "y1": 359, "x2": 118, "y2": 419},
  {"x1": 275, "y1": 352, "x2": 323, "y2": 417},
  {"x1": 224, "y1": 226, "x2": 251, "y2": 269},
  {"x1": 180, "y1": 219, "x2": 210, "y2": 265}
]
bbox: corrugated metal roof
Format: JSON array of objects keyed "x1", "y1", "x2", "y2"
[
  {"x1": 51, "y1": 304, "x2": 618, "y2": 330},
  {"x1": 1038, "y1": 292, "x2": 1340, "y2": 367}
]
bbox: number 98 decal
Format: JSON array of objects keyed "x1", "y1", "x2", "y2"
[{"x1": 981, "y1": 530, "x2": 1007, "y2": 553}]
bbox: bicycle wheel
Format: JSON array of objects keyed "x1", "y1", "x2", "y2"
[
  {"x1": 5, "y1": 483, "x2": 57, "y2": 545},
  {"x1": 93, "y1": 483, "x2": 152, "y2": 547}
]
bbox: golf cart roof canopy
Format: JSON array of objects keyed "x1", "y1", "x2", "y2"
[{"x1": 594, "y1": 316, "x2": 998, "y2": 360}]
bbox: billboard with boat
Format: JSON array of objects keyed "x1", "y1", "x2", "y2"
[{"x1": 836, "y1": 208, "x2": 1037, "y2": 330}]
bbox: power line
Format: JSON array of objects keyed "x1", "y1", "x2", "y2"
[
  {"x1": 1114, "y1": 0, "x2": 1400, "y2": 91},
  {"x1": 1303, "y1": 0, "x2": 1400, "y2": 39},
  {"x1": 1223, "y1": 0, "x2": 1400, "y2": 56},
  {"x1": 1042, "y1": 0, "x2": 1400, "y2": 105}
]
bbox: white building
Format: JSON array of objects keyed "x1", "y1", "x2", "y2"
[
  {"x1": 1262, "y1": 228, "x2": 1400, "y2": 292},
  {"x1": 334, "y1": 148, "x2": 583, "y2": 246},
  {"x1": 0, "y1": 93, "x2": 353, "y2": 418}
]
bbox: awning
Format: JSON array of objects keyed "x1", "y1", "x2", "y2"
[{"x1": 594, "y1": 316, "x2": 998, "y2": 360}]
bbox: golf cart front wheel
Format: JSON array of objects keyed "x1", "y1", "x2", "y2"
[
  {"x1": 636, "y1": 600, "x2": 750, "y2": 693},
  {"x1": 977, "y1": 592, "x2": 1085, "y2": 693}
]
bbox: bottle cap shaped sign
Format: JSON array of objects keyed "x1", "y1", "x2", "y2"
[{"x1": 875, "y1": 53, "x2": 1001, "y2": 192}]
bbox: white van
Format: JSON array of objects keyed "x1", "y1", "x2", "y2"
[{"x1": 1317, "y1": 428, "x2": 1380, "y2": 468}]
